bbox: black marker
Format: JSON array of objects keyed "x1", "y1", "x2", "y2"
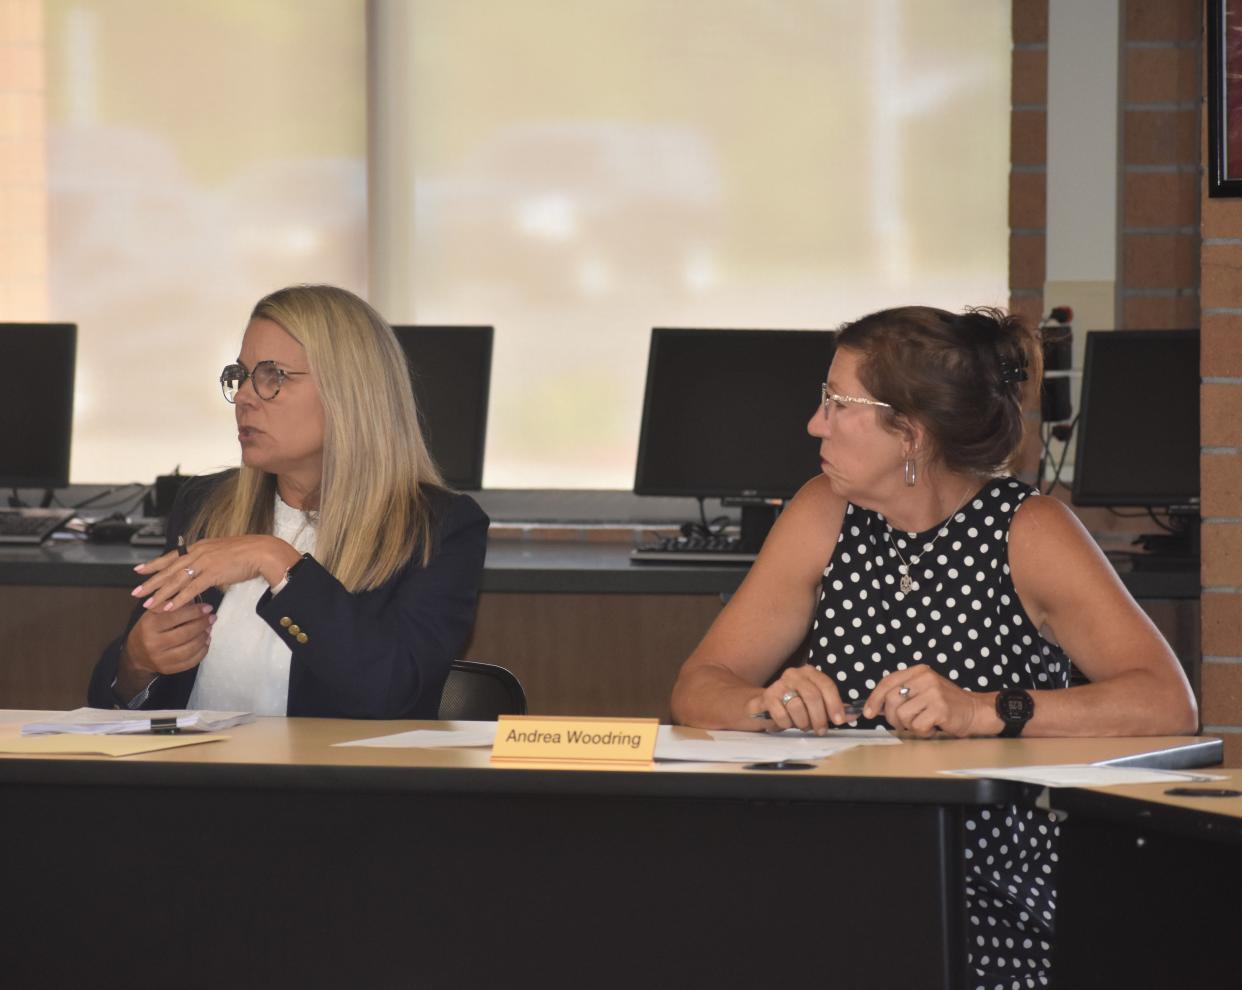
[{"x1": 745, "y1": 760, "x2": 816, "y2": 771}]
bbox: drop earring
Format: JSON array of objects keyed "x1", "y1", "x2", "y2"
[{"x1": 904, "y1": 457, "x2": 917, "y2": 487}]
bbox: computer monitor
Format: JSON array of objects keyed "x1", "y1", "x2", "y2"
[
  {"x1": 391, "y1": 325, "x2": 493, "y2": 491},
  {"x1": 634, "y1": 328, "x2": 835, "y2": 547},
  {"x1": 0, "y1": 323, "x2": 77, "y2": 489},
  {"x1": 1072, "y1": 329, "x2": 1199, "y2": 510}
]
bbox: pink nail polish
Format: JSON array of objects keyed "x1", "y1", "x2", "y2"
[
  {"x1": 142, "y1": 597, "x2": 153, "y2": 608},
  {"x1": 162, "y1": 602, "x2": 174, "y2": 612},
  {"x1": 208, "y1": 615, "x2": 217, "y2": 625}
]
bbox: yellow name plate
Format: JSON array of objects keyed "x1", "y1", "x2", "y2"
[{"x1": 491, "y1": 715, "x2": 659, "y2": 767}]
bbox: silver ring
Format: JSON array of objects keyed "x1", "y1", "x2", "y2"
[
  {"x1": 898, "y1": 686, "x2": 911, "y2": 698},
  {"x1": 185, "y1": 567, "x2": 197, "y2": 579},
  {"x1": 780, "y1": 690, "x2": 799, "y2": 706}
]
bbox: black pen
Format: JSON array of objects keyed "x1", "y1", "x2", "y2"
[{"x1": 751, "y1": 703, "x2": 865, "y2": 721}]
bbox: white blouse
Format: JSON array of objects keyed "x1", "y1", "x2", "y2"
[{"x1": 187, "y1": 495, "x2": 317, "y2": 716}]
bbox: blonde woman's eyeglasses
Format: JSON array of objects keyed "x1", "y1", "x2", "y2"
[
  {"x1": 220, "y1": 361, "x2": 310, "y2": 403},
  {"x1": 821, "y1": 383, "x2": 893, "y2": 417}
]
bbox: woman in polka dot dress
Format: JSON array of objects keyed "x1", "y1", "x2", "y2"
[{"x1": 671, "y1": 306, "x2": 1197, "y2": 990}]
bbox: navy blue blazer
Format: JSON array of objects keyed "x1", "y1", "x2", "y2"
[{"x1": 87, "y1": 471, "x2": 489, "y2": 719}]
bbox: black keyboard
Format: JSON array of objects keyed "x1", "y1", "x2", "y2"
[
  {"x1": 0, "y1": 508, "x2": 77, "y2": 545},
  {"x1": 631, "y1": 534, "x2": 755, "y2": 564}
]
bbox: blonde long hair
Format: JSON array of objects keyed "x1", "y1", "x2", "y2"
[{"x1": 189, "y1": 285, "x2": 444, "y2": 591}]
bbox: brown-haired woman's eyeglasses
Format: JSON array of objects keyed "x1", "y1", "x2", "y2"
[{"x1": 821, "y1": 382, "x2": 893, "y2": 418}]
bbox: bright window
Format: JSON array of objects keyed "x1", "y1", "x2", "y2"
[
  {"x1": 386, "y1": 0, "x2": 1012, "y2": 487},
  {"x1": 44, "y1": 0, "x2": 366, "y2": 484},
  {"x1": 36, "y1": 1, "x2": 1010, "y2": 489}
]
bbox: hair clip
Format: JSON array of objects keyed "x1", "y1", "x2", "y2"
[{"x1": 998, "y1": 358, "x2": 1028, "y2": 385}]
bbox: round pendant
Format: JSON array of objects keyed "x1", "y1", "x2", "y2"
[{"x1": 900, "y1": 574, "x2": 913, "y2": 594}]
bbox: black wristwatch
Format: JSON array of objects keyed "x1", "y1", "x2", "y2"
[{"x1": 996, "y1": 689, "x2": 1035, "y2": 738}]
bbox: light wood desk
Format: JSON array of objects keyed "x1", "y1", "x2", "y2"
[{"x1": 0, "y1": 713, "x2": 1218, "y2": 990}]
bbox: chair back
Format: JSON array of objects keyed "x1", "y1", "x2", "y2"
[{"x1": 438, "y1": 660, "x2": 527, "y2": 720}]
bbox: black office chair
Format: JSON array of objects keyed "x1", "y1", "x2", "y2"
[{"x1": 437, "y1": 660, "x2": 527, "y2": 720}]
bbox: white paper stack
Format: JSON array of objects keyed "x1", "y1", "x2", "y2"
[
  {"x1": 653, "y1": 726, "x2": 901, "y2": 763},
  {"x1": 21, "y1": 707, "x2": 254, "y2": 735}
]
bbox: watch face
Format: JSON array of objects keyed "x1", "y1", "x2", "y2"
[{"x1": 999, "y1": 690, "x2": 1035, "y2": 722}]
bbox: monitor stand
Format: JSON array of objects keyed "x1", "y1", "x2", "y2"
[
  {"x1": 722, "y1": 498, "x2": 783, "y2": 554},
  {"x1": 1130, "y1": 508, "x2": 1199, "y2": 568},
  {"x1": 8, "y1": 487, "x2": 55, "y2": 509}
]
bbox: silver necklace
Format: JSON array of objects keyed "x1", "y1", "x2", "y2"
[{"x1": 885, "y1": 490, "x2": 972, "y2": 595}]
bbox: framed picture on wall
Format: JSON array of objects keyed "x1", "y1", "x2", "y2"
[{"x1": 1209, "y1": 0, "x2": 1242, "y2": 196}]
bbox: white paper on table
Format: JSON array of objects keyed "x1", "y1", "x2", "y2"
[
  {"x1": 654, "y1": 725, "x2": 899, "y2": 763},
  {"x1": 334, "y1": 721, "x2": 499, "y2": 749},
  {"x1": 939, "y1": 764, "x2": 1228, "y2": 787},
  {"x1": 21, "y1": 707, "x2": 253, "y2": 735},
  {"x1": 334, "y1": 723, "x2": 899, "y2": 758}
]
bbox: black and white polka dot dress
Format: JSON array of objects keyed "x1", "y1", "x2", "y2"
[{"x1": 805, "y1": 477, "x2": 1068, "y2": 990}]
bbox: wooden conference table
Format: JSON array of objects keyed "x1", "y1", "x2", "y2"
[{"x1": 0, "y1": 712, "x2": 1221, "y2": 990}]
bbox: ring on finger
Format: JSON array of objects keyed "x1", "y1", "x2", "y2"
[
  {"x1": 185, "y1": 567, "x2": 197, "y2": 579},
  {"x1": 780, "y1": 690, "x2": 799, "y2": 706},
  {"x1": 898, "y1": 686, "x2": 911, "y2": 698}
]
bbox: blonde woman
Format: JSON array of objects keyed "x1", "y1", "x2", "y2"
[{"x1": 88, "y1": 285, "x2": 489, "y2": 718}]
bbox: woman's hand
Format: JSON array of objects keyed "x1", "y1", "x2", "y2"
[
  {"x1": 748, "y1": 665, "x2": 854, "y2": 735},
  {"x1": 117, "y1": 604, "x2": 217, "y2": 697},
  {"x1": 132, "y1": 536, "x2": 303, "y2": 613},
  {"x1": 864, "y1": 664, "x2": 989, "y2": 738}
]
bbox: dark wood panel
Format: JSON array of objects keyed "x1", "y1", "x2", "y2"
[
  {"x1": 0, "y1": 586, "x2": 725, "y2": 717},
  {"x1": 0, "y1": 585, "x2": 1198, "y2": 720},
  {"x1": 0, "y1": 586, "x2": 134, "y2": 709},
  {"x1": 466, "y1": 592, "x2": 724, "y2": 719}
]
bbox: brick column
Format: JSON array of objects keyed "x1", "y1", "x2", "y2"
[
  {"x1": 1010, "y1": 0, "x2": 1048, "y2": 328},
  {"x1": 1202, "y1": 227, "x2": 1242, "y2": 766},
  {"x1": 1121, "y1": 0, "x2": 1201, "y2": 328},
  {"x1": 1199, "y1": 1, "x2": 1242, "y2": 763},
  {"x1": 0, "y1": 0, "x2": 47, "y2": 319},
  {"x1": 1009, "y1": 1, "x2": 1048, "y2": 479}
]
